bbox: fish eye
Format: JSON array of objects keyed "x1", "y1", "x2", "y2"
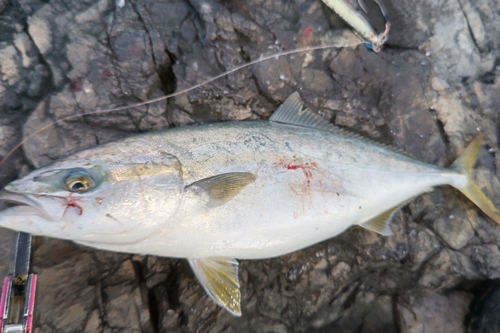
[{"x1": 64, "y1": 171, "x2": 95, "y2": 193}]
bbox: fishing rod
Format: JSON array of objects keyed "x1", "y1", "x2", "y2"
[{"x1": 0, "y1": 232, "x2": 36, "y2": 333}]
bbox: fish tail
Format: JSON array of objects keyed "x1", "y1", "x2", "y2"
[{"x1": 450, "y1": 134, "x2": 500, "y2": 225}]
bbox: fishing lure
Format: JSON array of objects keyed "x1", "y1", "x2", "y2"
[{"x1": 321, "y1": 0, "x2": 390, "y2": 52}]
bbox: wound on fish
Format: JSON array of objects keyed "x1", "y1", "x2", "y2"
[
  {"x1": 67, "y1": 196, "x2": 83, "y2": 215},
  {"x1": 274, "y1": 158, "x2": 320, "y2": 208},
  {"x1": 276, "y1": 158, "x2": 318, "y2": 187}
]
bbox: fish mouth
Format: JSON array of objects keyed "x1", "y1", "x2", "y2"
[{"x1": 0, "y1": 190, "x2": 67, "y2": 221}]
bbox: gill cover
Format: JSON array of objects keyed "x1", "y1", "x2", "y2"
[{"x1": 0, "y1": 140, "x2": 185, "y2": 245}]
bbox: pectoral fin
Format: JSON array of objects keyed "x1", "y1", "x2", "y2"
[
  {"x1": 359, "y1": 206, "x2": 400, "y2": 236},
  {"x1": 187, "y1": 172, "x2": 256, "y2": 206},
  {"x1": 188, "y1": 258, "x2": 241, "y2": 316}
]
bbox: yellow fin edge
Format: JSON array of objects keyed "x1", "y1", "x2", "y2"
[
  {"x1": 359, "y1": 206, "x2": 397, "y2": 236},
  {"x1": 188, "y1": 258, "x2": 242, "y2": 316},
  {"x1": 451, "y1": 134, "x2": 500, "y2": 225}
]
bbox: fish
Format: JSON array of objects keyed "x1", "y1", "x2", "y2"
[{"x1": 0, "y1": 92, "x2": 498, "y2": 316}]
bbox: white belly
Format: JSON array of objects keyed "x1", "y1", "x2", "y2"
[{"x1": 121, "y1": 162, "x2": 452, "y2": 259}]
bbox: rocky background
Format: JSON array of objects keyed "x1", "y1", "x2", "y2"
[{"x1": 0, "y1": 0, "x2": 500, "y2": 332}]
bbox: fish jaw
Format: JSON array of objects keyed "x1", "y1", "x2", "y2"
[
  {"x1": 0, "y1": 186, "x2": 181, "y2": 245},
  {"x1": 0, "y1": 190, "x2": 69, "y2": 220},
  {"x1": 0, "y1": 191, "x2": 70, "y2": 235}
]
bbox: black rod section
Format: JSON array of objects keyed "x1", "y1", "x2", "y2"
[{"x1": 13, "y1": 232, "x2": 31, "y2": 284}]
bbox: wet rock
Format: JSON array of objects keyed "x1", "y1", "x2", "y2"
[
  {"x1": 0, "y1": 0, "x2": 499, "y2": 332},
  {"x1": 32, "y1": 238, "x2": 154, "y2": 333},
  {"x1": 433, "y1": 205, "x2": 475, "y2": 250},
  {"x1": 465, "y1": 245, "x2": 500, "y2": 279},
  {"x1": 399, "y1": 291, "x2": 473, "y2": 333},
  {"x1": 312, "y1": 294, "x2": 396, "y2": 333},
  {"x1": 27, "y1": 16, "x2": 52, "y2": 56},
  {"x1": 467, "y1": 280, "x2": 500, "y2": 333},
  {"x1": 16, "y1": 0, "x2": 171, "y2": 167}
]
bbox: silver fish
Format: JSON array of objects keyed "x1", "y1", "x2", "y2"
[{"x1": 0, "y1": 93, "x2": 498, "y2": 315}]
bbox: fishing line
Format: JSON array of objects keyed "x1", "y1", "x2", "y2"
[{"x1": 0, "y1": 41, "x2": 363, "y2": 168}]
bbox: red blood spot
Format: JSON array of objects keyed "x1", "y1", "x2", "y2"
[
  {"x1": 286, "y1": 164, "x2": 301, "y2": 170},
  {"x1": 276, "y1": 158, "x2": 318, "y2": 188},
  {"x1": 67, "y1": 196, "x2": 83, "y2": 215},
  {"x1": 304, "y1": 26, "x2": 312, "y2": 36},
  {"x1": 70, "y1": 79, "x2": 82, "y2": 92},
  {"x1": 282, "y1": 161, "x2": 317, "y2": 174},
  {"x1": 103, "y1": 70, "x2": 112, "y2": 77}
]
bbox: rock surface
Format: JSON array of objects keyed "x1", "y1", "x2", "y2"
[{"x1": 0, "y1": 0, "x2": 499, "y2": 332}]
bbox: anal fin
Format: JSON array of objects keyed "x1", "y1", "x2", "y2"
[
  {"x1": 188, "y1": 258, "x2": 241, "y2": 316},
  {"x1": 359, "y1": 206, "x2": 400, "y2": 236}
]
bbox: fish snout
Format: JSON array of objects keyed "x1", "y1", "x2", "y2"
[{"x1": 0, "y1": 190, "x2": 68, "y2": 221}]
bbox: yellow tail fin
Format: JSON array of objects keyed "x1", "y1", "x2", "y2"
[{"x1": 451, "y1": 134, "x2": 500, "y2": 225}]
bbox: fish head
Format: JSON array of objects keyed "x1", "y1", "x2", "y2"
[{"x1": 0, "y1": 142, "x2": 184, "y2": 245}]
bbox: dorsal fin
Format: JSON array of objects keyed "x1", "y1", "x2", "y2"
[
  {"x1": 269, "y1": 92, "x2": 335, "y2": 131},
  {"x1": 270, "y1": 92, "x2": 415, "y2": 159}
]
